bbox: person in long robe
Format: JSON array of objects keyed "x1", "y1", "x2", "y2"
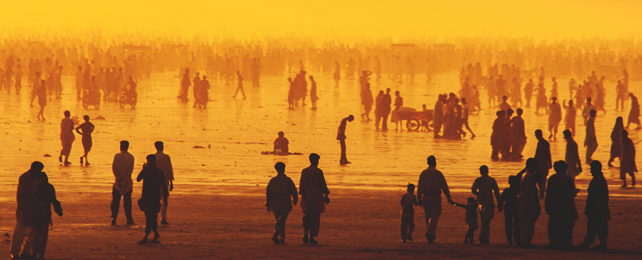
[
  {"x1": 548, "y1": 97, "x2": 562, "y2": 141},
  {"x1": 608, "y1": 117, "x2": 624, "y2": 167},
  {"x1": 584, "y1": 110, "x2": 598, "y2": 164},
  {"x1": 545, "y1": 161, "x2": 578, "y2": 249},
  {"x1": 75, "y1": 115, "x2": 94, "y2": 166},
  {"x1": 417, "y1": 155, "x2": 454, "y2": 243},
  {"x1": 563, "y1": 100, "x2": 577, "y2": 136},
  {"x1": 580, "y1": 161, "x2": 610, "y2": 251},
  {"x1": 381, "y1": 88, "x2": 392, "y2": 131},
  {"x1": 337, "y1": 115, "x2": 354, "y2": 165},
  {"x1": 136, "y1": 155, "x2": 168, "y2": 244},
  {"x1": 517, "y1": 158, "x2": 541, "y2": 248},
  {"x1": 433, "y1": 94, "x2": 445, "y2": 137},
  {"x1": 491, "y1": 111, "x2": 506, "y2": 160},
  {"x1": 627, "y1": 93, "x2": 640, "y2": 129},
  {"x1": 374, "y1": 91, "x2": 384, "y2": 129},
  {"x1": 266, "y1": 162, "x2": 298, "y2": 244},
  {"x1": 563, "y1": 130, "x2": 582, "y2": 181},
  {"x1": 620, "y1": 130, "x2": 637, "y2": 187},
  {"x1": 510, "y1": 108, "x2": 527, "y2": 160},
  {"x1": 534, "y1": 129, "x2": 551, "y2": 198},
  {"x1": 59, "y1": 111, "x2": 75, "y2": 165},
  {"x1": 154, "y1": 141, "x2": 174, "y2": 225},
  {"x1": 111, "y1": 141, "x2": 135, "y2": 225},
  {"x1": 178, "y1": 68, "x2": 190, "y2": 101},
  {"x1": 471, "y1": 165, "x2": 500, "y2": 244},
  {"x1": 299, "y1": 153, "x2": 329, "y2": 245},
  {"x1": 309, "y1": 76, "x2": 318, "y2": 110},
  {"x1": 361, "y1": 83, "x2": 373, "y2": 120}
]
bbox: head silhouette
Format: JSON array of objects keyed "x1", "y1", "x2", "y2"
[
  {"x1": 479, "y1": 165, "x2": 489, "y2": 176},
  {"x1": 427, "y1": 155, "x2": 436, "y2": 167},
  {"x1": 64, "y1": 110, "x2": 70, "y2": 118},
  {"x1": 553, "y1": 160, "x2": 568, "y2": 174},
  {"x1": 83, "y1": 115, "x2": 89, "y2": 121},
  {"x1": 274, "y1": 162, "x2": 285, "y2": 174},
  {"x1": 347, "y1": 115, "x2": 354, "y2": 122},
  {"x1": 508, "y1": 175, "x2": 519, "y2": 188},
  {"x1": 30, "y1": 161, "x2": 44, "y2": 173},
  {"x1": 120, "y1": 140, "x2": 129, "y2": 152},
  {"x1": 563, "y1": 130, "x2": 572, "y2": 139},
  {"x1": 516, "y1": 108, "x2": 523, "y2": 115},
  {"x1": 535, "y1": 129, "x2": 543, "y2": 139},
  {"x1": 278, "y1": 131, "x2": 284, "y2": 137},
  {"x1": 407, "y1": 183, "x2": 415, "y2": 193},
  {"x1": 526, "y1": 158, "x2": 537, "y2": 171},
  {"x1": 309, "y1": 153, "x2": 320, "y2": 166},
  {"x1": 146, "y1": 154, "x2": 156, "y2": 166},
  {"x1": 154, "y1": 141, "x2": 164, "y2": 152}
]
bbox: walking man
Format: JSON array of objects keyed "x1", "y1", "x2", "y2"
[
  {"x1": 417, "y1": 155, "x2": 454, "y2": 243},
  {"x1": 154, "y1": 141, "x2": 174, "y2": 224}
]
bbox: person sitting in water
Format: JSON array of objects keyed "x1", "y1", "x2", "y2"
[{"x1": 273, "y1": 131, "x2": 289, "y2": 155}]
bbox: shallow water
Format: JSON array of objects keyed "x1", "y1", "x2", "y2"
[{"x1": 0, "y1": 72, "x2": 640, "y2": 200}]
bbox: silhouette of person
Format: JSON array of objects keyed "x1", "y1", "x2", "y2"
[
  {"x1": 620, "y1": 130, "x2": 637, "y2": 187},
  {"x1": 417, "y1": 155, "x2": 453, "y2": 243},
  {"x1": 299, "y1": 153, "x2": 329, "y2": 245},
  {"x1": 510, "y1": 108, "x2": 526, "y2": 160},
  {"x1": 461, "y1": 98, "x2": 476, "y2": 139},
  {"x1": 11, "y1": 162, "x2": 45, "y2": 259},
  {"x1": 563, "y1": 130, "x2": 582, "y2": 180},
  {"x1": 627, "y1": 93, "x2": 640, "y2": 129},
  {"x1": 500, "y1": 175, "x2": 520, "y2": 245},
  {"x1": 361, "y1": 82, "x2": 373, "y2": 120},
  {"x1": 178, "y1": 68, "x2": 190, "y2": 101},
  {"x1": 233, "y1": 70, "x2": 246, "y2": 99},
  {"x1": 499, "y1": 96, "x2": 511, "y2": 111},
  {"x1": 111, "y1": 141, "x2": 135, "y2": 225},
  {"x1": 608, "y1": 117, "x2": 624, "y2": 167},
  {"x1": 32, "y1": 169, "x2": 63, "y2": 260},
  {"x1": 517, "y1": 158, "x2": 542, "y2": 248},
  {"x1": 534, "y1": 129, "x2": 552, "y2": 198},
  {"x1": 563, "y1": 100, "x2": 577, "y2": 136},
  {"x1": 154, "y1": 141, "x2": 174, "y2": 225},
  {"x1": 58, "y1": 111, "x2": 75, "y2": 165},
  {"x1": 36, "y1": 80, "x2": 46, "y2": 121},
  {"x1": 309, "y1": 76, "x2": 318, "y2": 110},
  {"x1": 374, "y1": 90, "x2": 384, "y2": 129},
  {"x1": 545, "y1": 161, "x2": 578, "y2": 249},
  {"x1": 548, "y1": 97, "x2": 562, "y2": 141},
  {"x1": 491, "y1": 110, "x2": 507, "y2": 160},
  {"x1": 400, "y1": 183, "x2": 418, "y2": 242},
  {"x1": 453, "y1": 197, "x2": 478, "y2": 244},
  {"x1": 433, "y1": 94, "x2": 445, "y2": 138},
  {"x1": 337, "y1": 115, "x2": 354, "y2": 165},
  {"x1": 192, "y1": 72, "x2": 201, "y2": 105},
  {"x1": 381, "y1": 88, "x2": 392, "y2": 130},
  {"x1": 584, "y1": 110, "x2": 598, "y2": 164},
  {"x1": 273, "y1": 131, "x2": 289, "y2": 155},
  {"x1": 579, "y1": 160, "x2": 610, "y2": 251},
  {"x1": 266, "y1": 162, "x2": 298, "y2": 244},
  {"x1": 472, "y1": 165, "x2": 500, "y2": 244},
  {"x1": 333, "y1": 61, "x2": 340, "y2": 87},
  {"x1": 136, "y1": 154, "x2": 168, "y2": 244},
  {"x1": 75, "y1": 115, "x2": 94, "y2": 166}
]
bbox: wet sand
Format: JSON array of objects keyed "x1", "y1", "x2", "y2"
[
  {"x1": 0, "y1": 188, "x2": 641, "y2": 259},
  {"x1": 0, "y1": 72, "x2": 641, "y2": 258}
]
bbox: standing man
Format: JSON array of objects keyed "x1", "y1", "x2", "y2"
[
  {"x1": 580, "y1": 161, "x2": 610, "y2": 251},
  {"x1": 417, "y1": 155, "x2": 454, "y2": 243},
  {"x1": 337, "y1": 115, "x2": 354, "y2": 165},
  {"x1": 299, "y1": 153, "x2": 330, "y2": 245},
  {"x1": 471, "y1": 165, "x2": 500, "y2": 244},
  {"x1": 585, "y1": 110, "x2": 598, "y2": 164},
  {"x1": 620, "y1": 130, "x2": 637, "y2": 187},
  {"x1": 545, "y1": 161, "x2": 578, "y2": 249},
  {"x1": 59, "y1": 111, "x2": 75, "y2": 166},
  {"x1": 563, "y1": 130, "x2": 582, "y2": 181},
  {"x1": 510, "y1": 108, "x2": 527, "y2": 160},
  {"x1": 381, "y1": 88, "x2": 392, "y2": 131},
  {"x1": 154, "y1": 141, "x2": 174, "y2": 225},
  {"x1": 136, "y1": 155, "x2": 169, "y2": 244},
  {"x1": 548, "y1": 97, "x2": 562, "y2": 141},
  {"x1": 10, "y1": 162, "x2": 44, "y2": 259},
  {"x1": 266, "y1": 162, "x2": 298, "y2": 244},
  {"x1": 534, "y1": 129, "x2": 552, "y2": 198},
  {"x1": 111, "y1": 141, "x2": 135, "y2": 225}
]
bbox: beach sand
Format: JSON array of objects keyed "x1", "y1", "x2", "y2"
[{"x1": 1, "y1": 186, "x2": 640, "y2": 259}]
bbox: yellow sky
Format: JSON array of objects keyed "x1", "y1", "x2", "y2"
[{"x1": 1, "y1": 0, "x2": 640, "y2": 39}]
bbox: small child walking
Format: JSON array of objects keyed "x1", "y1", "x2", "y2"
[
  {"x1": 454, "y1": 197, "x2": 479, "y2": 244},
  {"x1": 400, "y1": 183, "x2": 418, "y2": 242}
]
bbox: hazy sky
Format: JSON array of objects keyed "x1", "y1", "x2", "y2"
[{"x1": 1, "y1": 0, "x2": 640, "y2": 39}]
